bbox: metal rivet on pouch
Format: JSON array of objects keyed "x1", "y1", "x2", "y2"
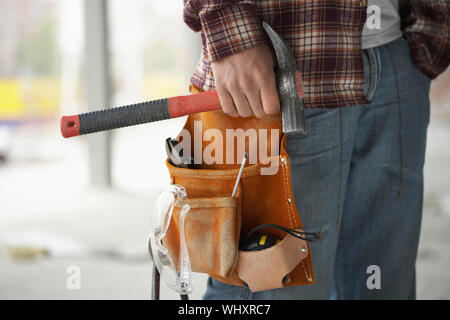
[
  {"x1": 287, "y1": 198, "x2": 292, "y2": 204},
  {"x1": 301, "y1": 247, "x2": 307, "y2": 253},
  {"x1": 308, "y1": 277, "x2": 314, "y2": 283},
  {"x1": 280, "y1": 158, "x2": 287, "y2": 166}
]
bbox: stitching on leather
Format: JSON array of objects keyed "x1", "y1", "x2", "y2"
[
  {"x1": 301, "y1": 259, "x2": 309, "y2": 280},
  {"x1": 281, "y1": 156, "x2": 312, "y2": 282},
  {"x1": 281, "y1": 163, "x2": 292, "y2": 227},
  {"x1": 283, "y1": 156, "x2": 313, "y2": 283},
  {"x1": 301, "y1": 259, "x2": 312, "y2": 280},
  {"x1": 168, "y1": 163, "x2": 262, "y2": 179},
  {"x1": 281, "y1": 158, "x2": 295, "y2": 229},
  {"x1": 305, "y1": 255, "x2": 313, "y2": 280},
  {"x1": 173, "y1": 174, "x2": 247, "y2": 180},
  {"x1": 176, "y1": 197, "x2": 238, "y2": 208},
  {"x1": 280, "y1": 137, "x2": 296, "y2": 229}
]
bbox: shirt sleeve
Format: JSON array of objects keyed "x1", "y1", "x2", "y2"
[
  {"x1": 183, "y1": 1, "x2": 268, "y2": 61},
  {"x1": 400, "y1": 0, "x2": 450, "y2": 79}
]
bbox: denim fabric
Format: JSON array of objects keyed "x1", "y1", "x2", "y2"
[{"x1": 203, "y1": 36, "x2": 431, "y2": 300}]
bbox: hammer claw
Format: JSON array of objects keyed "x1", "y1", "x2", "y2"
[{"x1": 263, "y1": 21, "x2": 307, "y2": 136}]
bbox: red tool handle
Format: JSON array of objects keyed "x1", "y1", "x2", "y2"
[
  {"x1": 60, "y1": 90, "x2": 221, "y2": 138},
  {"x1": 168, "y1": 90, "x2": 221, "y2": 118}
]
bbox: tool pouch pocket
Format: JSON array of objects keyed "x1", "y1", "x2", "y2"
[
  {"x1": 164, "y1": 196, "x2": 241, "y2": 279},
  {"x1": 237, "y1": 230, "x2": 309, "y2": 292}
]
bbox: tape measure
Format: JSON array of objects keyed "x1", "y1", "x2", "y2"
[
  {"x1": 239, "y1": 234, "x2": 280, "y2": 251},
  {"x1": 239, "y1": 224, "x2": 320, "y2": 252}
]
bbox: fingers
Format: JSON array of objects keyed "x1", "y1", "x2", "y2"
[
  {"x1": 259, "y1": 74, "x2": 281, "y2": 115},
  {"x1": 218, "y1": 82, "x2": 264, "y2": 119},
  {"x1": 219, "y1": 84, "x2": 278, "y2": 119},
  {"x1": 244, "y1": 86, "x2": 265, "y2": 119},
  {"x1": 211, "y1": 45, "x2": 282, "y2": 118},
  {"x1": 229, "y1": 86, "x2": 253, "y2": 118},
  {"x1": 216, "y1": 85, "x2": 239, "y2": 117}
]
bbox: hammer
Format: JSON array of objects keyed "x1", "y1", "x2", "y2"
[{"x1": 60, "y1": 22, "x2": 306, "y2": 139}]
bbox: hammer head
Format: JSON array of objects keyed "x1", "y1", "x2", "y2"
[{"x1": 263, "y1": 22, "x2": 307, "y2": 136}]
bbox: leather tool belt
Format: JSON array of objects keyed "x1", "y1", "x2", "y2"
[{"x1": 163, "y1": 87, "x2": 316, "y2": 293}]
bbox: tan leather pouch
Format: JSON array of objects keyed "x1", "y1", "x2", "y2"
[
  {"x1": 164, "y1": 196, "x2": 241, "y2": 279},
  {"x1": 163, "y1": 86, "x2": 316, "y2": 291}
]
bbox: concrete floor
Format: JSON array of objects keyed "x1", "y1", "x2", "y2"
[{"x1": 0, "y1": 109, "x2": 449, "y2": 300}]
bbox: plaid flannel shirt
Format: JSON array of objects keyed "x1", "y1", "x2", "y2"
[{"x1": 183, "y1": 0, "x2": 450, "y2": 109}]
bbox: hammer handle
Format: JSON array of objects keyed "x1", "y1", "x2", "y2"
[{"x1": 61, "y1": 91, "x2": 221, "y2": 138}]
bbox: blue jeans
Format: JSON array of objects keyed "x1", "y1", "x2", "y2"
[{"x1": 203, "y1": 37, "x2": 431, "y2": 300}]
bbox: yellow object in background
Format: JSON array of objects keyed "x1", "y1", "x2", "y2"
[
  {"x1": 0, "y1": 78, "x2": 60, "y2": 120},
  {"x1": 6, "y1": 246, "x2": 49, "y2": 261},
  {"x1": 29, "y1": 78, "x2": 61, "y2": 117},
  {"x1": 0, "y1": 80, "x2": 25, "y2": 119}
]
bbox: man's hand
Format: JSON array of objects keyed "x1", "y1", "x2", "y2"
[{"x1": 211, "y1": 45, "x2": 280, "y2": 119}]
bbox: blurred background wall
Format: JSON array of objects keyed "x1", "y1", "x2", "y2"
[{"x1": 0, "y1": 0, "x2": 449, "y2": 300}]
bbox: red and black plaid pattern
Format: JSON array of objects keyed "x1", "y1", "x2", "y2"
[
  {"x1": 185, "y1": 2, "x2": 267, "y2": 61},
  {"x1": 184, "y1": 0, "x2": 450, "y2": 109},
  {"x1": 400, "y1": 0, "x2": 450, "y2": 79}
]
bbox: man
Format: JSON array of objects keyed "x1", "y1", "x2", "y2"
[{"x1": 183, "y1": 0, "x2": 450, "y2": 299}]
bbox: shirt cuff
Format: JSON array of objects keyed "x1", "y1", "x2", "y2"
[{"x1": 200, "y1": 3, "x2": 268, "y2": 61}]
